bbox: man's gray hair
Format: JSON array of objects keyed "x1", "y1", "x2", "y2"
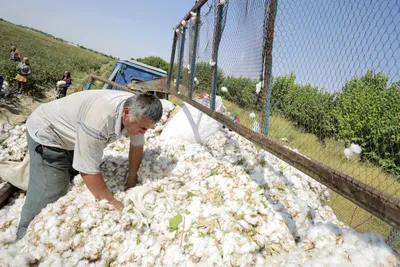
[{"x1": 123, "y1": 93, "x2": 163, "y2": 123}]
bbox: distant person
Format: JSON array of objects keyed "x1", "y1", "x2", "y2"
[
  {"x1": 10, "y1": 46, "x2": 21, "y2": 62},
  {"x1": 15, "y1": 57, "x2": 32, "y2": 94},
  {"x1": 56, "y1": 71, "x2": 73, "y2": 99}
]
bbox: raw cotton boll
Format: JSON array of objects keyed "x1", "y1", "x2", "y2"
[
  {"x1": 181, "y1": 20, "x2": 187, "y2": 27},
  {"x1": 249, "y1": 112, "x2": 256, "y2": 119},
  {"x1": 244, "y1": 215, "x2": 258, "y2": 225},
  {"x1": 194, "y1": 77, "x2": 199, "y2": 85},
  {"x1": 190, "y1": 11, "x2": 196, "y2": 17},
  {"x1": 187, "y1": 64, "x2": 190, "y2": 70},
  {"x1": 209, "y1": 60, "x2": 216, "y2": 67},
  {"x1": 219, "y1": 0, "x2": 226, "y2": 4},
  {"x1": 237, "y1": 220, "x2": 250, "y2": 231},
  {"x1": 221, "y1": 86, "x2": 228, "y2": 93},
  {"x1": 175, "y1": 28, "x2": 180, "y2": 34},
  {"x1": 344, "y1": 147, "x2": 354, "y2": 160},
  {"x1": 255, "y1": 81, "x2": 263, "y2": 94},
  {"x1": 350, "y1": 143, "x2": 362, "y2": 154}
]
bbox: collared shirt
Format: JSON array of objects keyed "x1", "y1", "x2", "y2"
[{"x1": 26, "y1": 89, "x2": 144, "y2": 174}]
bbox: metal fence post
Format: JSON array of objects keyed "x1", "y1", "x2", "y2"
[
  {"x1": 261, "y1": 0, "x2": 278, "y2": 136},
  {"x1": 84, "y1": 76, "x2": 93, "y2": 90},
  {"x1": 189, "y1": 8, "x2": 201, "y2": 99},
  {"x1": 176, "y1": 26, "x2": 187, "y2": 93},
  {"x1": 210, "y1": 1, "x2": 224, "y2": 111},
  {"x1": 167, "y1": 32, "x2": 178, "y2": 91}
]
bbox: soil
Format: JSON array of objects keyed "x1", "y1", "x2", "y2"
[{"x1": 0, "y1": 89, "x2": 56, "y2": 126}]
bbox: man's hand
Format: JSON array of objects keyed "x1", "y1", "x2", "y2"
[
  {"x1": 126, "y1": 175, "x2": 138, "y2": 189},
  {"x1": 108, "y1": 198, "x2": 124, "y2": 211},
  {"x1": 81, "y1": 172, "x2": 124, "y2": 210}
]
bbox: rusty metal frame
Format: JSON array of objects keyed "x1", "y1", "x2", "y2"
[
  {"x1": 174, "y1": 0, "x2": 210, "y2": 30},
  {"x1": 167, "y1": 32, "x2": 178, "y2": 91},
  {"x1": 209, "y1": 1, "x2": 224, "y2": 110},
  {"x1": 189, "y1": 7, "x2": 201, "y2": 99},
  {"x1": 175, "y1": 27, "x2": 187, "y2": 93},
  {"x1": 0, "y1": 183, "x2": 18, "y2": 208},
  {"x1": 84, "y1": 75, "x2": 167, "y2": 94},
  {"x1": 261, "y1": 0, "x2": 278, "y2": 136}
]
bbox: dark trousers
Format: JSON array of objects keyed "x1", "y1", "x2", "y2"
[{"x1": 17, "y1": 132, "x2": 78, "y2": 239}]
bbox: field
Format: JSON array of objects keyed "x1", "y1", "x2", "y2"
[{"x1": 0, "y1": 19, "x2": 115, "y2": 96}]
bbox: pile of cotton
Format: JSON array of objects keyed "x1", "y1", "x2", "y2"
[
  {"x1": 0, "y1": 109, "x2": 398, "y2": 266},
  {"x1": 0, "y1": 125, "x2": 27, "y2": 162}
]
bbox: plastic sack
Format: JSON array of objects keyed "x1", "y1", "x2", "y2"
[
  {"x1": 0, "y1": 154, "x2": 30, "y2": 190},
  {"x1": 0, "y1": 81, "x2": 10, "y2": 97},
  {"x1": 159, "y1": 99, "x2": 175, "y2": 113},
  {"x1": 56, "y1": 80, "x2": 67, "y2": 87},
  {"x1": 160, "y1": 95, "x2": 226, "y2": 144}
]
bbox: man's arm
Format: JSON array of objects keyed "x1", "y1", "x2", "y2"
[
  {"x1": 126, "y1": 144, "x2": 144, "y2": 189},
  {"x1": 81, "y1": 172, "x2": 123, "y2": 210}
]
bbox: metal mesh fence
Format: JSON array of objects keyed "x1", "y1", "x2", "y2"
[
  {"x1": 268, "y1": 0, "x2": 400, "y2": 249},
  {"x1": 169, "y1": 0, "x2": 400, "y2": 250}
]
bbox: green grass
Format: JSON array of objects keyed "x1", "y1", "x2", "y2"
[
  {"x1": 169, "y1": 93, "x2": 400, "y2": 248},
  {"x1": 0, "y1": 19, "x2": 115, "y2": 95}
]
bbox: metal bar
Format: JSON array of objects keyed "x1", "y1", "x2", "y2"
[
  {"x1": 87, "y1": 75, "x2": 130, "y2": 91},
  {"x1": 174, "y1": 0, "x2": 209, "y2": 30},
  {"x1": 210, "y1": 2, "x2": 224, "y2": 110},
  {"x1": 261, "y1": 0, "x2": 278, "y2": 136},
  {"x1": 84, "y1": 76, "x2": 93, "y2": 90},
  {"x1": 264, "y1": 60, "x2": 273, "y2": 135},
  {"x1": 167, "y1": 32, "x2": 178, "y2": 91},
  {"x1": 165, "y1": 87, "x2": 400, "y2": 229},
  {"x1": 0, "y1": 183, "x2": 18, "y2": 209},
  {"x1": 86, "y1": 75, "x2": 167, "y2": 94},
  {"x1": 189, "y1": 7, "x2": 201, "y2": 99},
  {"x1": 175, "y1": 27, "x2": 187, "y2": 93}
]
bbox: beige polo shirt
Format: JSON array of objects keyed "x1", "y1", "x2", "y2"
[{"x1": 26, "y1": 89, "x2": 144, "y2": 174}]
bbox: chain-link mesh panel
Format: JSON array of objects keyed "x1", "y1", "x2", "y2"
[
  {"x1": 170, "y1": 0, "x2": 400, "y2": 251},
  {"x1": 267, "y1": 0, "x2": 400, "y2": 250},
  {"x1": 328, "y1": 191, "x2": 400, "y2": 250},
  {"x1": 215, "y1": 0, "x2": 266, "y2": 131}
]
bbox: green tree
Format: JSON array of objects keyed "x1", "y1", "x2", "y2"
[{"x1": 134, "y1": 56, "x2": 169, "y2": 72}]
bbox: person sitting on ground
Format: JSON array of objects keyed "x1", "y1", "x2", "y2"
[
  {"x1": 10, "y1": 46, "x2": 21, "y2": 63},
  {"x1": 15, "y1": 57, "x2": 32, "y2": 94},
  {"x1": 17, "y1": 90, "x2": 162, "y2": 239},
  {"x1": 56, "y1": 70, "x2": 73, "y2": 99}
]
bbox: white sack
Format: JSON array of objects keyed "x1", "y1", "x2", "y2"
[
  {"x1": 160, "y1": 95, "x2": 226, "y2": 144},
  {"x1": 0, "y1": 154, "x2": 30, "y2": 190}
]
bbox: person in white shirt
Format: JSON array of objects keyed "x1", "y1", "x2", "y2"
[{"x1": 18, "y1": 89, "x2": 163, "y2": 239}]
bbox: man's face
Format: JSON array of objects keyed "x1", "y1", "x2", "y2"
[{"x1": 122, "y1": 108, "x2": 155, "y2": 135}]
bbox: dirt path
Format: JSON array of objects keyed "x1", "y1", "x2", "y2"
[{"x1": 0, "y1": 89, "x2": 56, "y2": 126}]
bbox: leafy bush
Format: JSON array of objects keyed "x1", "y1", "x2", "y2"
[
  {"x1": 193, "y1": 62, "x2": 225, "y2": 94},
  {"x1": 333, "y1": 70, "x2": 400, "y2": 174},
  {"x1": 270, "y1": 74, "x2": 336, "y2": 140},
  {"x1": 220, "y1": 76, "x2": 259, "y2": 110}
]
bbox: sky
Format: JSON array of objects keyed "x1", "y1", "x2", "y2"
[
  {"x1": 179, "y1": 0, "x2": 399, "y2": 92},
  {"x1": 0, "y1": 0, "x2": 194, "y2": 61},
  {"x1": 1, "y1": 0, "x2": 399, "y2": 92}
]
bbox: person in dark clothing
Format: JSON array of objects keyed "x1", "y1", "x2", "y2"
[{"x1": 56, "y1": 71, "x2": 73, "y2": 99}]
